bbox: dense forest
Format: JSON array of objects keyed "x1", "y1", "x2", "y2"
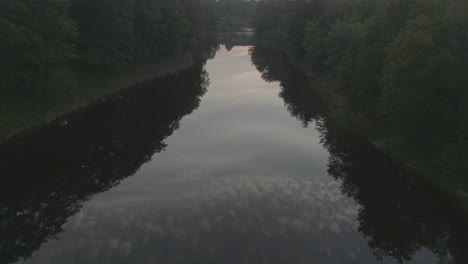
[
  {"x1": 0, "y1": 0, "x2": 219, "y2": 141},
  {"x1": 252, "y1": 0, "x2": 468, "y2": 192},
  {"x1": 0, "y1": 0, "x2": 215, "y2": 96}
]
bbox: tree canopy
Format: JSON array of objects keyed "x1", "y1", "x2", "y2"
[
  {"x1": 252, "y1": 0, "x2": 468, "y2": 192},
  {"x1": 0, "y1": 0, "x2": 215, "y2": 94}
]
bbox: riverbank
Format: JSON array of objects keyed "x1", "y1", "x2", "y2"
[
  {"x1": 324, "y1": 83, "x2": 468, "y2": 212},
  {"x1": 0, "y1": 53, "x2": 198, "y2": 142},
  {"x1": 253, "y1": 44, "x2": 468, "y2": 213},
  {"x1": 314, "y1": 69, "x2": 468, "y2": 212}
]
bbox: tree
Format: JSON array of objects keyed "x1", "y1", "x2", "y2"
[
  {"x1": 323, "y1": 19, "x2": 365, "y2": 83},
  {"x1": 0, "y1": 0, "x2": 77, "y2": 95},
  {"x1": 71, "y1": 0, "x2": 136, "y2": 69},
  {"x1": 380, "y1": 14, "x2": 458, "y2": 150}
]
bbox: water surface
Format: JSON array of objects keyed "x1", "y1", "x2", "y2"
[{"x1": 1, "y1": 46, "x2": 466, "y2": 264}]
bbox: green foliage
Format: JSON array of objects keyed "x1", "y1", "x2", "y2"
[
  {"x1": 0, "y1": 0, "x2": 77, "y2": 95},
  {"x1": 0, "y1": 0, "x2": 215, "y2": 95},
  {"x1": 302, "y1": 18, "x2": 326, "y2": 71},
  {"x1": 324, "y1": 19, "x2": 365, "y2": 82},
  {"x1": 252, "y1": 0, "x2": 468, "y2": 187},
  {"x1": 380, "y1": 15, "x2": 457, "y2": 147},
  {"x1": 252, "y1": 1, "x2": 288, "y2": 50},
  {"x1": 70, "y1": 0, "x2": 213, "y2": 70},
  {"x1": 71, "y1": 0, "x2": 137, "y2": 69},
  {"x1": 443, "y1": 1, "x2": 468, "y2": 64},
  {"x1": 134, "y1": 0, "x2": 190, "y2": 61}
]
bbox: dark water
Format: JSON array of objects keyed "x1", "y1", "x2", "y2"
[{"x1": 1, "y1": 46, "x2": 467, "y2": 264}]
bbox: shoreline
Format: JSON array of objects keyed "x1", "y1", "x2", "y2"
[
  {"x1": 0, "y1": 53, "x2": 197, "y2": 143},
  {"x1": 254, "y1": 44, "x2": 468, "y2": 213}
]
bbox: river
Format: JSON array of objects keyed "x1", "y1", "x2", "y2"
[{"x1": 1, "y1": 46, "x2": 466, "y2": 264}]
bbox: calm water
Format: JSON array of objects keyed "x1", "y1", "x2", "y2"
[{"x1": 1, "y1": 46, "x2": 467, "y2": 264}]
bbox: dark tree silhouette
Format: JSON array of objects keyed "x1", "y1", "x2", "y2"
[
  {"x1": 0, "y1": 64, "x2": 209, "y2": 264},
  {"x1": 250, "y1": 47, "x2": 468, "y2": 264},
  {"x1": 251, "y1": 0, "x2": 468, "y2": 190}
]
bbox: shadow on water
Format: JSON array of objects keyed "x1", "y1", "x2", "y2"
[
  {"x1": 0, "y1": 46, "x2": 467, "y2": 264},
  {"x1": 250, "y1": 46, "x2": 468, "y2": 264},
  {"x1": 249, "y1": 47, "x2": 325, "y2": 127},
  {"x1": 0, "y1": 65, "x2": 209, "y2": 264}
]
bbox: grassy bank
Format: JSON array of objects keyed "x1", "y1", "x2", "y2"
[{"x1": 0, "y1": 53, "x2": 196, "y2": 142}]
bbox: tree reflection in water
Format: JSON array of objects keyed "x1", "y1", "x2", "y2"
[
  {"x1": 0, "y1": 65, "x2": 209, "y2": 264},
  {"x1": 1, "y1": 46, "x2": 467, "y2": 264},
  {"x1": 250, "y1": 46, "x2": 468, "y2": 264}
]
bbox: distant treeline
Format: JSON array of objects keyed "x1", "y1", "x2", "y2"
[
  {"x1": 0, "y1": 0, "x2": 215, "y2": 95},
  {"x1": 252, "y1": 0, "x2": 468, "y2": 185},
  {"x1": 210, "y1": 0, "x2": 258, "y2": 19}
]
